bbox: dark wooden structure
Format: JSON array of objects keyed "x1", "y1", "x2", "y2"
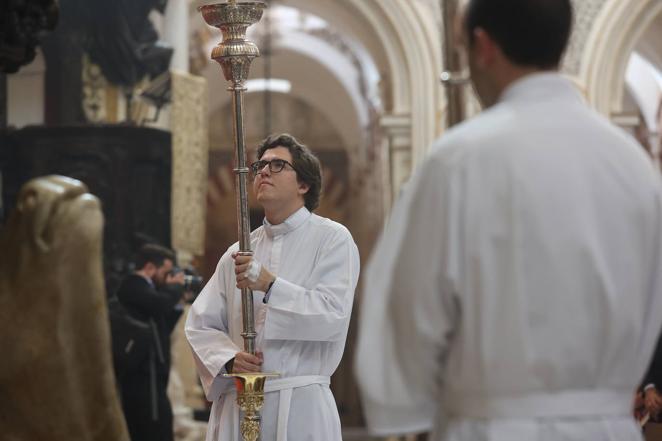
[{"x1": 0, "y1": 125, "x2": 172, "y2": 294}]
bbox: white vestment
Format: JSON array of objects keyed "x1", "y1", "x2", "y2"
[
  {"x1": 356, "y1": 73, "x2": 662, "y2": 441},
  {"x1": 186, "y1": 207, "x2": 360, "y2": 441}
]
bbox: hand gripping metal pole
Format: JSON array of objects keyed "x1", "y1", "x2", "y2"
[{"x1": 198, "y1": 2, "x2": 278, "y2": 440}]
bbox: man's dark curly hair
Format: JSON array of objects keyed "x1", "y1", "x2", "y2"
[
  {"x1": 135, "y1": 244, "x2": 175, "y2": 269},
  {"x1": 256, "y1": 134, "x2": 322, "y2": 211}
]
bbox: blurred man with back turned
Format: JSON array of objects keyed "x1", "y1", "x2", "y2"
[{"x1": 356, "y1": 1, "x2": 662, "y2": 440}]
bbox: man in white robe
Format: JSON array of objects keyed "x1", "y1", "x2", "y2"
[
  {"x1": 186, "y1": 134, "x2": 360, "y2": 441},
  {"x1": 355, "y1": 1, "x2": 662, "y2": 440}
]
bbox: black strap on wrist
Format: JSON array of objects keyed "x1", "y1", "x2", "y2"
[
  {"x1": 225, "y1": 358, "x2": 234, "y2": 374},
  {"x1": 263, "y1": 280, "x2": 275, "y2": 304}
]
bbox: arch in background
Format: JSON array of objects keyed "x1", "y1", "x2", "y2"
[
  {"x1": 581, "y1": 0, "x2": 662, "y2": 116},
  {"x1": 279, "y1": 0, "x2": 442, "y2": 164}
]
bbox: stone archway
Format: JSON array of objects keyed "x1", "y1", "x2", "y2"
[
  {"x1": 580, "y1": 0, "x2": 662, "y2": 116},
  {"x1": 281, "y1": 0, "x2": 443, "y2": 167}
]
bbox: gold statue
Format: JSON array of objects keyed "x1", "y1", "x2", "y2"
[{"x1": 0, "y1": 175, "x2": 129, "y2": 441}]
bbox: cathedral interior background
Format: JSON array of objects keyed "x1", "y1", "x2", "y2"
[{"x1": 1, "y1": 0, "x2": 661, "y2": 440}]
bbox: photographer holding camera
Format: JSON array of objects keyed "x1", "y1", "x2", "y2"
[{"x1": 115, "y1": 243, "x2": 194, "y2": 441}]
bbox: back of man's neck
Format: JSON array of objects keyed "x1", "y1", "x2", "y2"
[{"x1": 497, "y1": 66, "x2": 555, "y2": 99}]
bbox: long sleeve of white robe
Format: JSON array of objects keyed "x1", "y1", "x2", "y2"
[
  {"x1": 263, "y1": 226, "x2": 358, "y2": 343},
  {"x1": 355, "y1": 150, "x2": 463, "y2": 435},
  {"x1": 355, "y1": 73, "x2": 662, "y2": 441},
  {"x1": 184, "y1": 253, "x2": 241, "y2": 401},
  {"x1": 186, "y1": 208, "x2": 360, "y2": 441}
]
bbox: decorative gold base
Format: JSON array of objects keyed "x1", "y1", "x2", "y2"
[{"x1": 225, "y1": 372, "x2": 280, "y2": 441}]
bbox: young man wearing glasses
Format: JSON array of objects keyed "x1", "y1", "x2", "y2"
[{"x1": 186, "y1": 133, "x2": 360, "y2": 441}]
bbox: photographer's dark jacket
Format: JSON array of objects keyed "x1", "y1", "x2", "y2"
[
  {"x1": 115, "y1": 273, "x2": 183, "y2": 441},
  {"x1": 116, "y1": 274, "x2": 183, "y2": 382}
]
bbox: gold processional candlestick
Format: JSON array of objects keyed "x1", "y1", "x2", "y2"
[{"x1": 199, "y1": 2, "x2": 278, "y2": 440}]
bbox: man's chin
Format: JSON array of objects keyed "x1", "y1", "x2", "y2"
[
  {"x1": 256, "y1": 195, "x2": 270, "y2": 209},
  {"x1": 256, "y1": 191, "x2": 274, "y2": 203},
  {"x1": 256, "y1": 195, "x2": 281, "y2": 212}
]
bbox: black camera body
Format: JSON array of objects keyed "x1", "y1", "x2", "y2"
[
  {"x1": 170, "y1": 266, "x2": 204, "y2": 301},
  {"x1": 182, "y1": 274, "x2": 204, "y2": 293}
]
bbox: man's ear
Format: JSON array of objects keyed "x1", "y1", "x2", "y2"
[
  {"x1": 472, "y1": 27, "x2": 497, "y2": 69},
  {"x1": 143, "y1": 262, "x2": 156, "y2": 275},
  {"x1": 298, "y1": 181, "x2": 310, "y2": 195}
]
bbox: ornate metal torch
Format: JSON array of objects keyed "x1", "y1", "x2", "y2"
[{"x1": 199, "y1": 1, "x2": 277, "y2": 440}]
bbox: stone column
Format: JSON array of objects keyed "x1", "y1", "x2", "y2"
[
  {"x1": 381, "y1": 113, "x2": 413, "y2": 210},
  {"x1": 169, "y1": 71, "x2": 209, "y2": 433},
  {"x1": 170, "y1": 71, "x2": 208, "y2": 261},
  {"x1": 163, "y1": 0, "x2": 190, "y2": 72}
]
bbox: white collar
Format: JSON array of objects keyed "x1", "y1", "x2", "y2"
[
  {"x1": 499, "y1": 72, "x2": 582, "y2": 106},
  {"x1": 262, "y1": 206, "x2": 311, "y2": 238}
]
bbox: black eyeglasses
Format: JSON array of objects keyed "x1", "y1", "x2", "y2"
[{"x1": 250, "y1": 158, "x2": 296, "y2": 175}]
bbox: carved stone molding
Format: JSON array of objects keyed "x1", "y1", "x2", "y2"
[
  {"x1": 281, "y1": 0, "x2": 441, "y2": 165},
  {"x1": 381, "y1": 113, "x2": 413, "y2": 205},
  {"x1": 170, "y1": 71, "x2": 209, "y2": 260},
  {"x1": 580, "y1": 0, "x2": 662, "y2": 116},
  {"x1": 562, "y1": 0, "x2": 609, "y2": 75},
  {"x1": 82, "y1": 55, "x2": 108, "y2": 123}
]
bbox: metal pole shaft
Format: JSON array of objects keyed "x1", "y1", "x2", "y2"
[
  {"x1": 263, "y1": 6, "x2": 272, "y2": 138},
  {"x1": 232, "y1": 88, "x2": 252, "y2": 252},
  {"x1": 201, "y1": 0, "x2": 266, "y2": 358},
  {"x1": 230, "y1": 86, "x2": 257, "y2": 355},
  {"x1": 441, "y1": 0, "x2": 467, "y2": 128}
]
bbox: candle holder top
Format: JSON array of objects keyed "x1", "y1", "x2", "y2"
[
  {"x1": 198, "y1": 2, "x2": 267, "y2": 86},
  {"x1": 198, "y1": 2, "x2": 266, "y2": 29}
]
